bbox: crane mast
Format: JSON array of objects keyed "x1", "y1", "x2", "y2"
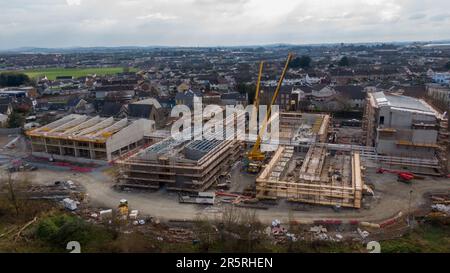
[
  {"x1": 247, "y1": 53, "x2": 293, "y2": 167},
  {"x1": 249, "y1": 61, "x2": 264, "y2": 137}
]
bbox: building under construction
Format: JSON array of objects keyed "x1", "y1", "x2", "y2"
[
  {"x1": 254, "y1": 112, "x2": 364, "y2": 208},
  {"x1": 117, "y1": 110, "x2": 330, "y2": 192},
  {"x1": 362, "y1": 92, "x2": 448, "y2": 174},
  {"x1": 116, "y1": 108, "x2": 245, "y2": 192},
  {"x1": 256, "y1": 144, "x2": 364, "y2": 208},
  {"x1": 278, "y1": 112, "x2": 330, "y2": 145},
  {"x1": 26, "y1": 114, "x2": 153, "y2": 163},
  {"x1": 117, "y1": 138, "x2": 241, "y2": 192}
]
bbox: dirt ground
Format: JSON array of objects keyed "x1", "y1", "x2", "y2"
[
  {"x1": 229, "y1": 160, "x2": 255, "y2": 193},
  {"x1": 5, "y1": 159, "x2": 450, "y2": 225},
  {"x1": 334, "y1": 126, "x2": 364, "y2": 145}
]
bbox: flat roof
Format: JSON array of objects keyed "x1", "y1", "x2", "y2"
[{"x1": 372, "y1": 92, "x2": 438, "y2": 116}]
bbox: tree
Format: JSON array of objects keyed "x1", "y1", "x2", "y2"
[
  {"x1": 0, "y1": 72, "x2": 31, "y2": 87},
  {"x1": 1, "y1": 174, "x2": 32, "y2": 219},
  {"x1": 236, "y1": 83, "x2": 256, "y2": 104},
  {"x1": 8, "y1": 111, "x2": 25, "y2": 128},
  {"x1": 289, "y1": 55, "x2": 311, "y2": 69},
  {"x1": 445, "y1": 61, "x2": 450, "y2": 70},
  {"x1": 6, "y1": 172, "x2": 19, "y2": 216},
  {"x1": 338, "y1": 56, "x2": 350, "y2": 66},
  {"x1": 36, "y1": 214, "x2": 89, "y2": 247},
  {"x1": 335, "y1": 95, "x2": 353, "y2": 111}
]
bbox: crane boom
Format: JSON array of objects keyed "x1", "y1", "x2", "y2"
[{"x1": 248, "y1": 53, "x2": 293, "y2": 161}]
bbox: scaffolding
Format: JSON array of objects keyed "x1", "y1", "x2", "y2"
[
  {"x1": 117, "y1": 139, "x2": 241, "y2": 192},
  {"x1": 256, "y1": 145, "x2": 364, "y2": 208},
  {"x1": 437, "y1": 115, "x2": 449, "y2": 174},
  {"x1": 116, "y1": 109, "x2": 246, "y2": 192}
]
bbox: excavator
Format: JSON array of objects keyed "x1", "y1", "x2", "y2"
[{"x1": 246, "y1": 53, "x2": 293, "y2": 173}]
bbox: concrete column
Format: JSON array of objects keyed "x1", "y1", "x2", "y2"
[
  {"x1": 44, "y1": 138, "x2": 48, "y2": 153},
  {"x1": 89, "y1": 142, "x2": 95, "y2": 159},
  {"x1": 74, "y1": 142, "x2": 79, "y2": 157},
  {"x1": 58, "y1": 140, "x2": 64, "y2": 156}
]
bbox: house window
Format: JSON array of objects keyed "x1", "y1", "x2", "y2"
[{"x1": 379, "y1": 116, "x2": 385, "y2": 125}]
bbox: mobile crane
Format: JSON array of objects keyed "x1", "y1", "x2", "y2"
[{"x1": 246, "y1": 53, "x2": 293, "y2": 173}]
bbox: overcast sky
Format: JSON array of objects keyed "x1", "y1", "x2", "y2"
[{"x1": 1, "y1": 0, "x2": 450, "y2": 49}]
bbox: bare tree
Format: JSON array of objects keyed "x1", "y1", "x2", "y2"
[{"x1": 6, "y1": 172, "x2": 19, "y2": 216}]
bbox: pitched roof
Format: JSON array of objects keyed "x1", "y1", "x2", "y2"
[
  {"x1": 334, "y1": 85, "x2": 366, "y2": 100},
  {"x1": 221, "y1": 92, "x2": 246, "y2": 100},
  {"x1": 399, "y1": 85, "x2": 427, "y2": 98},
  {"x1": 67, "y1": 97, "x2": 82, "y2": 108},
  {"x1": 0, "y1": 104, "x2": 11, "y2": 115},
  {"x1": 100, "y1": 102, "x2": 124, "y2": 117},
  {"x1": 0, "y1": 97, "x2": 13, "y2": 105},
  {"x1": 175, "y1": 90, "x2": 202, "y2": 100},
  {"x1": 128, "y1": 104, "x2": 154, "y2": 119},
  {"x1": 48, "y1": 102, "x2": 66, "y2": 111}
]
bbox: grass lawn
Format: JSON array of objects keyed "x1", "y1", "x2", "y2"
[
  {"x1": 380, "y1": 223, "x2": 450, "y2": 253},
  {"x1": 18, "y1": 67, "x2": 137, "y2": 80}
]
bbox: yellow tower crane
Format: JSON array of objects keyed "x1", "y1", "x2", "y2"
[
  {"x1": 249, "y1": 60, "x2": 264, "y2": 138},
  {"x1": 247, "y1": 53, "x2": 293, "y2": 173}
]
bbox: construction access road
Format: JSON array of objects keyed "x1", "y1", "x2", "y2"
[{"x1": 5, "y1": 164, "x2": 450, "y2": 225}]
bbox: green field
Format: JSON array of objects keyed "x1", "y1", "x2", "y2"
[{"x1": 18, "y1": 67, "x2": 137, "y2": 80}]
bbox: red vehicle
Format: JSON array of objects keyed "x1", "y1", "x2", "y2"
[{"x1": 377, "y1": 168, "x2": 414, "y2": 184}]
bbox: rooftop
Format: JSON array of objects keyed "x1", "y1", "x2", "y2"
[
  {"x1": 26, "y1": 114, "x2": 134, "y2": 143},
  {"x1": 372, "y1": 92, "x2": 439, "y2": 116}
]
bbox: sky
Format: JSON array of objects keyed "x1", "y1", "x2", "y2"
[{"x1": 1, "y1": 0, "x2": 450, "y2": 49}]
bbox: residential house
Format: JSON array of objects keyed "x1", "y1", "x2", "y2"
[
  {"x1": 334, "y1": 85, "x2": 366, "y2": 109},
  {"x1": 0, "y1": 98, "x2": 13, "y2": 127},
  {"x1": 66, "y1": 97, "x2": 95, "y2": 115},
  {"x1": 431, "y1": 71, "x2": 450, "y2": 85},
  {"x1": 99, "y1": 102, "x2": 128, "y2": 118},
  {"x1": 175, "y1": 90, "x2": 203, "y2": 109},
  {"x1": 128, "y1": 99, "x2": 161, "y2": 129},
  {"x1": 220, "y1": 92, "x2": 248, "y2": 106},
  {"x1": 202, "y1": 92, "x2": 221, "y2": 105}
]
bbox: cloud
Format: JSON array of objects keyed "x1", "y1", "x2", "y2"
[
  {"x1": 409, "y1": 13, "x2": 427, "y2": 20},
  {"x1": 430, "y1": 13, "x2": 450, "y2": 22},
  {"x1": 1, "y1": 0, "x2": 450, "y2": 49},
  {"x1": 66, "y1": 0, "x2": 81, "y2": 6},
  {"x1": 137, "y1": 13, "x2": 178, "y2": 21}
]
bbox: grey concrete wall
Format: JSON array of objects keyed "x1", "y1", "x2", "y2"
[
  {"x1": 106, "y1": 119, "x2": 153, "y2": 161},
  {"x1": 412, "y1": 129, "x2": 438, "y2": 144},
  {"x1": 376, "y1": 106, "x2": 439, "y2": 157},
  {"x1": 376, "y1": 139, "x2": 435, "y2": 157}
]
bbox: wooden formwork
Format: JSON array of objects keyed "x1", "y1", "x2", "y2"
[{"x1": 256, "y1": 146, "x2": 364, "y2": 208}]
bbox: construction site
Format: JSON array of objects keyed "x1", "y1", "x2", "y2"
[
  {"x1": 256, "y1": 145, "x2": 364, "y2": 208},
  {"x1": 17, "y1": 54, "x2": 450, "y2": 219},
  {"x1": 109, "y1": 55, "x2": 448, "y2": 212},
  {"x1": 26, "y1": 114, "x2": 153, "y2": 163},
  {"x1": 116, "y1": 137, "x2": 242, "y2": 192},
  {"x1": 278, "y1": 112, "x2": 330, "y2": 146},
  {"x1": 116, "y1": 107, "x2": 245, "y2": 192}
]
